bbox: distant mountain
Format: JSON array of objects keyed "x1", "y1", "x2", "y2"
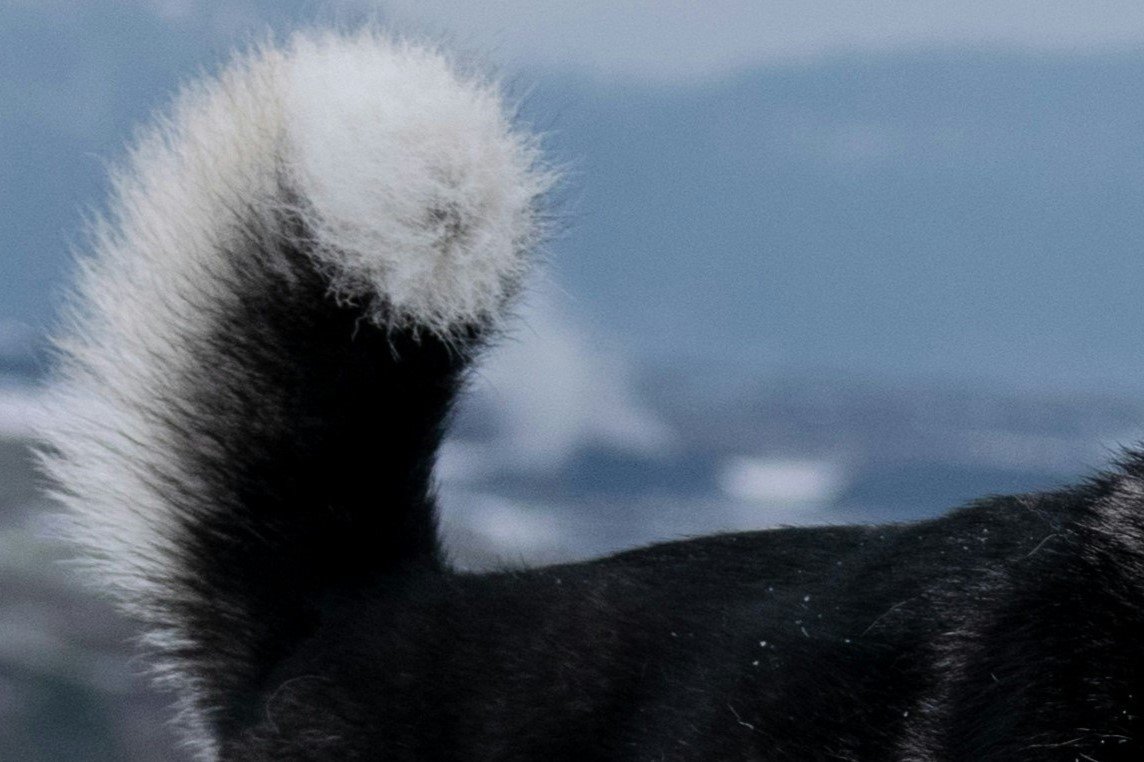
[
  {"x1": 5, "y1": 3, "x2": 1144, "y2": 393},
  {"x1": 519, "y1": 52, "x2": 1144, "y2": 392}
]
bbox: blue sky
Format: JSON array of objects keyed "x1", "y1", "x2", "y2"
[
  {"x1": 21, "y1": 1, "x2": 1144, "y2": 79},
  {"x1": 381, "y1": 1, "x2": 1144, "y2": 81}
]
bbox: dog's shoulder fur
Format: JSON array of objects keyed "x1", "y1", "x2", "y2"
[{"x1": 43, "y1": 29, "x2": 1144, "y2": 761}]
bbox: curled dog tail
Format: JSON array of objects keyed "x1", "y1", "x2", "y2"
[{"x1": 42, "y1": 30, "x2": 551, "y2": 759}]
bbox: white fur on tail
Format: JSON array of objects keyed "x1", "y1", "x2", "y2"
[{"x1": 42, "y1": 29, "x2": 551, "y2": 760}]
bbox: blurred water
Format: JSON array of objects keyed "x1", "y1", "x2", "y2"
[{"x1": 3, "y1": 363, "x2": 1141, "y2": 756}]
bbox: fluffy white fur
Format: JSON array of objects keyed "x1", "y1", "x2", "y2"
[
  {"x1": 42, "y1": 29, "x2": 550, "y2": 760},
  {"x1": 285, "y1": 34, "x2": 551, "y2": 331}
]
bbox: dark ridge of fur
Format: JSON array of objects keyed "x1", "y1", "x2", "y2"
[
  {"x1": 207, "y1": 473, "x2": 1144, "y2": 761},
  {"x1": 149, "y1": 212, "x2": 482, "y2": 744}
]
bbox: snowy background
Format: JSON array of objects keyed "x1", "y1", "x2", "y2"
[{"x1": 5, "y1": 1, "x2": 1144, "y2": 757}]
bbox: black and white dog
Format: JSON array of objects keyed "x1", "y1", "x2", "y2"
[{"x1": 44, "y1": 30, "x2": 1144, "y2": 761}]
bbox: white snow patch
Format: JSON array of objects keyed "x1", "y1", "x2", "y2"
[
  {"x1": 717, "y1": 456, "x2": 846, "y2": 504},
  {"x1": 438, "y1": 491, "x2": 574, "y2": 569},
  {"x1": 469, "y1": 285, "x2": 676, "y2": 472},
  {"x1": 435, "y1": 439, "x2": 498, "y2": 484},
  {"x1": 460, "y1": 494, "x2": 563, "y2": 549}
]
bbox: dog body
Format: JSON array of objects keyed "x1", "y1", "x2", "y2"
[
  {"x1": 43, "y1": 31, "x2": 1144, "y2": 760},
  {"x1": 231, "y1": 488, "x2": 1144, "y2": 760},
  {"x1": 233, "y1": 491, "x2": 1144, "y2": 761}
]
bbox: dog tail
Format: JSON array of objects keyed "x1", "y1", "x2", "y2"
[{"x1": 41, "y1": 30, "x2": 551, "y2": 758}]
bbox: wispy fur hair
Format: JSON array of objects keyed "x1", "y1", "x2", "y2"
[
  {"x1": 44, "y1": 28, "x2": 1144, "y2": 762},
  {"x1": 43, "y1": 30, "x2": 549, "y2": 759}
]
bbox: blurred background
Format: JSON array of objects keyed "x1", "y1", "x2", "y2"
[{"x1": 5, "y1": 1, "x2": 1144, "y2": 757}]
